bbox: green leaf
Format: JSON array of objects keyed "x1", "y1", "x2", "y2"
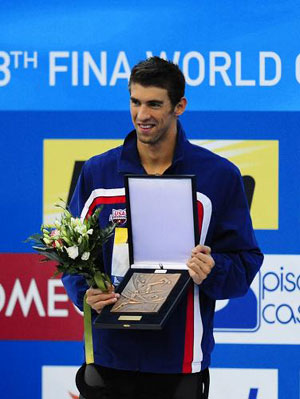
[
  {"x1": 32, "y1": 245, "x2": 47, "y2": 250},
  {"x1": 35, "y1": 250, "x2": 61, "y2": 263},
  {"x1": 24, "y1": 233, "x2": 43, "y2": 243}
]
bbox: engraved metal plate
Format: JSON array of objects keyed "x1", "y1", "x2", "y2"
[
  {"x1": 118, "y1": 315, "x2": 142, "y2": 321},
  {"x1": 111, "y1": 273, "x2": 180, "y2": 313}
]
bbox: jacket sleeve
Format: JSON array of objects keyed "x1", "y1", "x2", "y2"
[
  {"x1": 200, "y1": 166, "x2": 264, "y2": 300},
  {"x1": 61, "y1": 162, "x2": 91, "y2": 310}
]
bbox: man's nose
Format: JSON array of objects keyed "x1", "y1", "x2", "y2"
[{"x1": 137, "y1": 105, "x2": 150, "y2": 121}]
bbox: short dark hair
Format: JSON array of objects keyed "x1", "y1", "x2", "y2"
[{"x1": 129, "y1": 56, "x2": 185, "y2": 108}]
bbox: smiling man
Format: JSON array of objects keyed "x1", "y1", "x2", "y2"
[
  {"x1": 62, "y1": 57, "x2": 263, "y2": 399},
  {"x1": 129, "y1": 64, "x2": 187, "y2": 175}
]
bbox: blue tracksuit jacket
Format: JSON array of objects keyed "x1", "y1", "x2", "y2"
[{"x1": 62, "y1": 121, "x2": 263, "y2": 373}]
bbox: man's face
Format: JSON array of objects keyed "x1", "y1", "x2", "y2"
[{"x1": 130, "y1": 83, "x2": 177, "y2": 146}]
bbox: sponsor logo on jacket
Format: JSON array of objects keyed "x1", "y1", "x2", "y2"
[{"x1": 109, "y1": 208, "x2": 127, "y2": 225}]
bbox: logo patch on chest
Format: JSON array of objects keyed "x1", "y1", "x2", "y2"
[{"x1": 109, "y1": 208, "x2": 127, "y2": 225}]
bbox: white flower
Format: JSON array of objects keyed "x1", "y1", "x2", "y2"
[
  {"x1": 75, "y1": 224, "x2": 87, "y2": 235},
  {"x1": 74, "y1": 225, "x2": 93, "y2": 236},
  {"x1": 65, "y1": 245, "x2": 79, "y2": 259},
  {"x1": 81, "y1": 252, "x2": 90, "y2": 261}
]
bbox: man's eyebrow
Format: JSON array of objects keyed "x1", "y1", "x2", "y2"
[
  {"x1": 130, "y1": 96, "x2": 164, "y2": 104},
  {"x1": 147, "y1": 99, "x2": 164, "y2": 104}
]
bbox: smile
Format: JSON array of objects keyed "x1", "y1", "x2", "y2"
[{"x1": 137, "y1": 123, "x2": 155, "y2": 132}]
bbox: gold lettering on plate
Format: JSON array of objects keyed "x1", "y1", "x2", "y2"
[{"x1": 111, "y1": 273, "x2": 180, "y2": 313}]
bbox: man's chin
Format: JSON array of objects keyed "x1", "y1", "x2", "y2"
[
  {"x1": 136, "y1": 131, "x2": 156, "y2": 145},
  {"x1": 137, "y1": 137, "x2": 156, "y2": 145}
]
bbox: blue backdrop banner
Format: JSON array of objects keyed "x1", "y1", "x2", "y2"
[{"x1": 0, "y1": 2, "x2": 299, "y2": 399}]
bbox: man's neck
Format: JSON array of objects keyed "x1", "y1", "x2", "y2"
[{"x1": 137, "y1": 129, "x2": 177, "y2": 175}]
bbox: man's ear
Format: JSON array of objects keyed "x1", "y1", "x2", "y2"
[{"x1": 174, "y1": 97, "x2": 187, "y2": 117}]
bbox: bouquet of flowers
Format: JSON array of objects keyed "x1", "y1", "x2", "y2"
[
  {"x1": 27, "y1": 201, "x2": 115, "y2": 291},
  {"x1": 28, "y1": 200, "x2": 115, "y2": 397}
]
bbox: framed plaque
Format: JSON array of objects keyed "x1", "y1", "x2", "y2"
[{"x1": 95, "y1": 175, "x2": 199, "y2": 330}]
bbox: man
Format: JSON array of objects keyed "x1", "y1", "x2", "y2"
[{"x1": 62, "y1": 57, "x2": 263, "y2": 399}]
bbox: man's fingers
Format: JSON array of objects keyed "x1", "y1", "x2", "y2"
[
  {"x1": 188, "y1": 259, "x2": 212, "y2": 275},
  {"x1": 188, "y1": 267, "x2": 204, "y2": 285},
  {"x1": 91, "y1": 296, "x2": 120, "y2": 313},
  {"x1": 187, "y1": 248, "x2": 215, "y2": 285},
  {"x1": 87, "y1": 286, "x2": 115, "y2": 295},
  {"x1": 86, "y1": 292, "x2": 119, "y2": 303},
  {"x1": 187, "y1": 261, "x2": 207, "y2": 279},
  {"x1": 192, "y1": 245, "x2": 211, "y2": 255},
  {"x1": 190, "y1": 252, "x2": 215, "y2": 269},
  {"x1": 86, "y1": 289, "x2": 120, "y2": 313}
]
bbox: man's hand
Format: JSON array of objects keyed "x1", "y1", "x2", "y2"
[
  {"x1": 86, "y1": 286, "x2": 120, "y2": 314},
  {"x1": 187, "y1": 245, "x2": 215, "y2": 285}
]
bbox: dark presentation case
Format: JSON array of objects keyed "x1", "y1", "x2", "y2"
[{"x1": 95, "y1": 174, "x2": 199, "y2": 330}]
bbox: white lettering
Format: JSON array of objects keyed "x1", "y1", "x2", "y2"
[
  {"x1": 259, "y1": 51, "x2": 281, "y2": 86},
  {"x1": 9, "y1": 51, "x2": 23, "y2": 68},
  {"x1": 24, "y1": 51, "x2": 38, "y2": 69},
  {"x1": 209, "y1": 51, "x2": 232, "y2": 86},
  {"x1": 295, "y1": 54, "x2": 300, "y2": 84},
  {"x1": 0, "y1": 284, "x2": 5, "y2": 312},
  {"x1": 48, "y1": 280, "x2": 69, "y2": 317},
  {"x1": 183, "y1": 51, "x2": 205, "y2": 86},
  {"x1": 5, "y1": 279, "x2": 46, "y2": 317},
  {"x1": 49, "y1": 51, "x2": 69, "y2": 86},
  {"x1": 72, "y1": 51, "x2": 78, "y2": 86},
  {"x1": 0, "y1": 51, "x2": 11, "y2": 86},
  {"x1": 235, "y1": 51, "x2": 256, "y2": 86},
  {"x1": 109, "y1": 51, "x2": 130, "y2": 86},
  {"x1": 83, "y1": 51, "x2": 107, "y2": 86}
]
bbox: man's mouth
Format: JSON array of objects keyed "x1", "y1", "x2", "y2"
[{"x1": 137, "y1": 123, "x2": 155, "y2": 132}]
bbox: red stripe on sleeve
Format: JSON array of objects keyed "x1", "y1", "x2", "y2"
[
  {"x1": 87, "y1": 195, "x2": 126, "y2": 216},
  {"x1": 197, "y1": 200, "x2": 204, "y2": 238},
  {"x1": 182, "y1": 283, "x2": 194, "y2": 373}
]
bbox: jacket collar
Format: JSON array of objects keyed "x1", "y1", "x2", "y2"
[{"x1": 118, "y1": 120, "x2": 187, "y2": 174}]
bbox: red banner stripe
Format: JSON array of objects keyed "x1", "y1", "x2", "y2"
[{"x1": 0, "y1": 254, "x2": 83, "y2": 341}]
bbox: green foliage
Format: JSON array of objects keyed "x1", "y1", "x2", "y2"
[{"x1": 27, "y1": 201, "x2": 115, "y2": 291}]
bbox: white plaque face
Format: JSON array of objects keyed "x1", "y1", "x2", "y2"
[{"x1": 128, "y1": 176, "x2": 196, "y2": 266}]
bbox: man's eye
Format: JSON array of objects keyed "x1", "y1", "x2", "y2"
[
  {"x1": 131, "y1": 99, "x2": 139, "y2": 106},
  {"x1": 149, "y1": 102, "x2": 161, "y2": 108}
]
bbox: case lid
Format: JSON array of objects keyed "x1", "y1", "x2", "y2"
[{"x1": 125, "y1": 175, "x2": 199, "y2": 270}]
